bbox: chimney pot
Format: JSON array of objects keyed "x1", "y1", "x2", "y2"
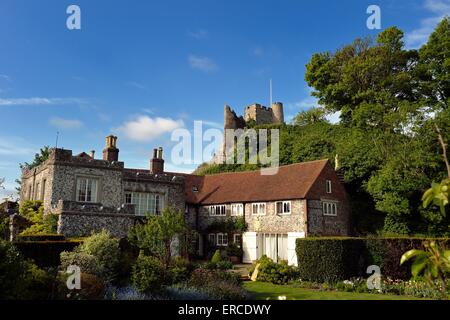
[
  {"x1": 103, "y1": 135, "x2": 119, "y2": 161},
  {"x1": 150, "y1": 147, "x2": 164, "y2": 173}
]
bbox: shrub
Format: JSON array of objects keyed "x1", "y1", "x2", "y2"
[
  {"x1": 19, "y1": 201, "x2": 58, "y2": 235},
  {"x1": 296, "y1": 237, "x2": 364, "y2": 283},
  {"x1": 211, "y1": 249, "x2": 222, "y2": 264},
  {"x1": 59, "y1": 273, "x2": 106, "y2": 300},
  {"x1": 0, "y1": 240, "x2": 28, "y2": 299},
  {"x1": 296, "y1": 237, "x2": 450, "y2": 283},
  {"x1": 0, "y1": 239, "x2": 56, "y2": 299},
  {"x1": 365, "y1": 237, "x2": 450, "y2": 280},
  {"x1": 216, "y1": 260, "x2": 234, "y2": 270},
  {"x1": 60, "y1": 251, "x2": 99, "y2": 276},
  {"x1": 188, "y1": 268, "x2": 246, "y2": 300},
  {"x1": 132, "y1": 254, "x2": 166, "y2": 293},
  {"x1": 78, "y1": 230, "x2": 120, "y2": 282},
  {"x1": 250, "y1": 255, "x2": 298, "y2": 284},
  {"x1": 226, "y1": 243, "x2": 243, "y2": 257},
  {"x1": 169, "y1": 257, "x2": 193, "y2": 284}
]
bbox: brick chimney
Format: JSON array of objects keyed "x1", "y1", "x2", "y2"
[
  {"x1": 102, "y1": 135, "x2": 119, "y2": 161},
  {"x1": 150, "y1": 147, "x2": 164, "y2": 174}
]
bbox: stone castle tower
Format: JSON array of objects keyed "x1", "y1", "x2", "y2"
[
  {"x1": 215, "y1": 102, "x2": 284, "y2": 163},
  {"x1": 224, "y1": 102, "x2": 284, "y2": 130}
]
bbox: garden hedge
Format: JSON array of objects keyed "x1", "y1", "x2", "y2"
[
  {"x1": 14, "y1": 240, "x2": 82, "y2": 267},
  {"x1": 296, "y1": 237, "x2": 450, "y2": 283},
  {"x1": 18, "y1": 234, "x2": 65, "y2": 242},
  {"x1": 295, "y1": 237, "x2": 364, "y2": 283}
]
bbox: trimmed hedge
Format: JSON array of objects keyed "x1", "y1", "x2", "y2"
[
  {"x1": 14, "y1": 240, "x2": 82, "y2": 267},
  {"x1": 296, "y1": 237, "x2": 364, "y2": 283},
  {"x1": 18, "y1": 234, "x2": 65, "y2": 242},
  {"x1": 296, "y1": 237, "x2": 450, "y2": 283}
]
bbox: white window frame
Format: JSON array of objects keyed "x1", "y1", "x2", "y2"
[
  {"x1": 216, "y1": 233, "x2": 228, "y2": 246},
  {"x1": 326, "y1": 180, "x2": 332, "y2": 194},
  {"x1": 251, "y1": 202, "x2": 266, "y2": 215},
  {"x1": 276, "y1": 201, "x2": 291, "y2": 215},
  {"x1": 233, "y1": 234, "x2": 242, "y2": 247},
  {"x1": 208, "y1": 204, "x2": 226, "y2": 216},
  {"x1": 230, "y1": 203, "x2": 244, "y2": 216},
  {"x1": 323, "y1": 201, "x2": 337, "y2": 216},
  {"x1": 76, "y1": 177, "x2": 98, "y2": 203},
  {"x1": 127, "y1": 192, "x2": 165, "y2": 216}
]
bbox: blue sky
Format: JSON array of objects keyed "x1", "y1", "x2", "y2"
[{"x1": 1, "y1": 0, "x2": 449, "y2": 198}]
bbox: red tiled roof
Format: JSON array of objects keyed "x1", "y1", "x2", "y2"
[{"x1": 185, "y1": 159, "x2": 330, "y2": 204}]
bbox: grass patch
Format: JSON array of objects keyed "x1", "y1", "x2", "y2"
[{"x1": 243, "y1": 282, "x2": 426, "y2": 300}]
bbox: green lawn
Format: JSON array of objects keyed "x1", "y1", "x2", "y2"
[{"x1": 243, "y1": 281, "x2": 425, "y2": 300}]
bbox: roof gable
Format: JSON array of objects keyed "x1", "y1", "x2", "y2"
[{"x1": 185, "y1": 159, "x2": 330, "y2": 204}]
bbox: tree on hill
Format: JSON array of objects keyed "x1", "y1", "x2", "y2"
[{"x1": 196, "y1": 18, "x2": 450, "y2": 236}]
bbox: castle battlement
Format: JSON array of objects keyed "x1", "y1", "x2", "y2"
[{"x1": 224, "y1": 102, "x2": 284, "y2": 130}]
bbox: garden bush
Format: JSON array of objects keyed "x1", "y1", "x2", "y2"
[
  {"x1": 250, "y1": 255, "x2": 298, "y2": 284},
  {"x1": 77, "y1": 230, "x2": 120, "y2": 282},
  {"x1": 0, "y1": 239, "x2": 57, "y2": 299},
  {"x1": 131, "y1": 253, "x2": 166, "y2": 293},
  {"x1": 296, "y1": 237, "x2": 364, "y2": 283},
  {"x1": 58, "y1": 272, "x2": 106, "y2": 300},
  {"x1": 19, "y1": 200, "x2": 58, "y2": 235},
  {"x1": 0, "y1": 239, "x2": 29, "y2": 299},
  {"x1": 296, "y1": 237, "x2": 450, "y2": 283},
  {"x1": 211, "y1": 249, "x2": 222, "y2": 264},
  {"x1": 169, "y1": 257, "x2": 193, "y2": 284},
  {"x1": 60, "y1": 251, "x2": 99, "y2": 276},
  {"x1": 188, "y1": 268, "x2": 246, "y2": 300},
  {"x1": 364, "y1": 237, "x2": 450, "y2": 280}
]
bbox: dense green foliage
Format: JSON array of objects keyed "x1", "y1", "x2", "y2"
[
  {"x1": 128, "y1": 207, "x2": 195, "y2": 268},
  {"x1": 188, "y1": 268, "x2": 247, "y2": 300},
  {"x1": 296, "y1": 237, "x2": 450, "y2": 283},
  {"x1": 60, "y1": 230, "x2": 120, "y2": 282},
  {"x1": 131, "y1": 253, "x2": 166, "y2": 293},
  {"x1": 19, "y1": 200, "x2": 58, "y2": 235},
  {"x1": 0, "y1": 239, "x2": 57, "y2": 299},
  {"x1": 196, "y1": 18, "x2": 450, "y2": 236},
  {"x1": 296, "y1": 238, "x2": 363, "y2": 283},
  {"x1": 249, "y1": 255, "x2": 299, "y2": 284}
]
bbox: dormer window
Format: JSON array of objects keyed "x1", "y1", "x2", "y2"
[
  {"x1": 192, "y1": 186, "x2": 199, "y2": 192},
  {"x1": 326, "y1": 180, "x2": 332, "y2": 193}
]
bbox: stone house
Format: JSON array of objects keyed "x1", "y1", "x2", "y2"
[{"x1": 20, "y1": 135, "x2": 350, "y2": 265}]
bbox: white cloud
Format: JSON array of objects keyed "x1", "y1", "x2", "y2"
[
  {"x1": 0, "y1": 97, "x2": 85, "y2": 106},
  {"x1": 49, "y1": 117, "x2": 83, "y2": 129},
  {"x1": 252, "y1": 46, "x2": 264, "y2": 56},
  {"x1": 188, "y1": 29, "x2": 208, "y2": 40},
  {"x1": 115, "y1": 115, "x2": 184, "y2": 142},
  {"x1": 126, "y1": 81, "x2": 147, "y2": 90},
  {"x1": 188, "y1": 55, "x2": 218, "y2": 73},
  {"x1": 405, "y1": 0, "x2": 450, "y2": 48},
  {"x1": 0, "y1": 74, "x2": 11, "y2": 82}
]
